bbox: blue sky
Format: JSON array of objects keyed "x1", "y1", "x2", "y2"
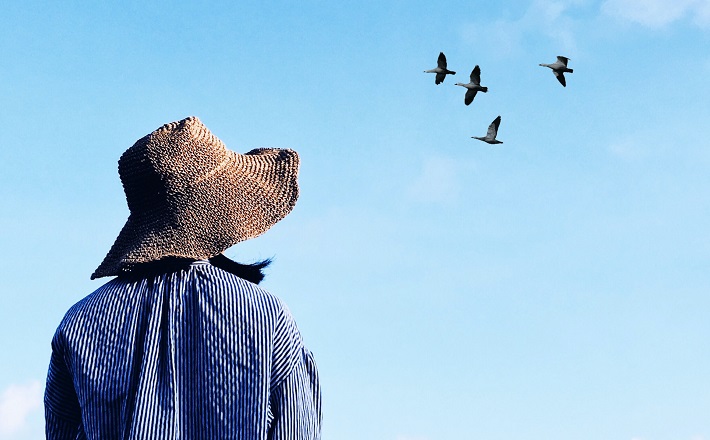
[{"x1": 1, "y1": 1, "x2": 709, "y2": 439}]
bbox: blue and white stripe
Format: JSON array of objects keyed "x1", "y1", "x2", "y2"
[{"x1": 45, "y1": 261, "x2": 321, "y2": 439}]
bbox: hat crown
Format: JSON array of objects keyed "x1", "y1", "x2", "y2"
[{"x1": 119, "y1": 117, "x2": 229, "y2": 215}]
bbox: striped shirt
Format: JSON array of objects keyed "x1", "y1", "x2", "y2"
[{"x1": 45, "y1": 261, "x2": 321, "y2": 439}]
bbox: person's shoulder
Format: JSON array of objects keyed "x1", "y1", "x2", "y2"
[
  {"x1": 53, "y1": 277, "x2": 134, "y2": 343},
  {"x1": 61, "y1": 276, "x2": 124, "y2": 316}
]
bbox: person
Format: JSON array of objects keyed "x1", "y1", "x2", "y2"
[{"x1": 44, "y1": 117, "x2": 321, "y2": 439}]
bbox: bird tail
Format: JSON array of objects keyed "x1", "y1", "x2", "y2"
[
  {"x1": 481, "y1": 87, "x2": 488, "y2": 93},
  {"x1": 568, "y1": 68, "x2": 574, "y2": 73}
]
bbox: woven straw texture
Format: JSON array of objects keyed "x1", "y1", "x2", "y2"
[{"x1": 91, "y1": 116, "x2": 299, "y2": 279}]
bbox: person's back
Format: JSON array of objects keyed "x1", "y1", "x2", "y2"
[{"x1": 44, "y1": 117, "x2": 321, "y2": 439}]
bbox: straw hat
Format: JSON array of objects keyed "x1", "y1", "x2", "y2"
[{"x1": 91, "y1": 116, "x2": 299, "y2": 279}]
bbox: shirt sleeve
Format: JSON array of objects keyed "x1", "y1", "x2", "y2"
[
  {"x1": 44, "y1": 330, "x2": 83, "y2": 440},
  {"x1": 267, "y1": 347, "x2": 322, "y2": 440}
]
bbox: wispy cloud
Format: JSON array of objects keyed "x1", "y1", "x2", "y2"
[
  {"x1": 460, "y1": 0, "x2": 587, "y2": 56},
  {"x1": 407, "y1": 155, "x2": 461, "y2": 205},
  {"x1": 607, "y1": 136, "x2": 648, "y2": 161},
  {"x1": 601, "y1": 0, "x2": 710, "y2": 28},
  {"x1": 632, "y1": 436, "x2": 706, "y2": 440},
  {"x1": 0, "y1": 381, "x2": 43, "y2": 438}
]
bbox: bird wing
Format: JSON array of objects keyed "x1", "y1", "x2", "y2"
[
  {"x1": 470, "y1": 65, "x2": 481, "y2": 85},
  {"x1": 465, "y1": 89, "x2": 477, "y2": 105},
  {"x1": 435, "y1": 72, "x2": 445, "y2": 84},
  {"x1": 554, "y1": 71, "x2": 567, "y2": 87},
  {"x1": 557, "y1": 56, "x2": 570, "y2": 66},
  {"x1": 487, "y1": 116, "x2": 501, "y2": 138},
  {"x1": 438, "y1": 52, "x2": 447, "y2": 69}
]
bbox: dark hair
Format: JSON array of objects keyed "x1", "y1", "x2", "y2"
[
  {"x1": 117, "y1": 254, "x2": 271, "y2": 284},
  {"x1": 208, "y1": 254, "x2": 271, "y2": 285}
]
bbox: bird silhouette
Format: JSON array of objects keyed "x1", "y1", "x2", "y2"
[
  {"x1": 472, "y1": 116, "x2": 503, "y2": 144},
  {"x1": 539, "y1": 56, "x2": 573, "y2": 87},
  {"x1": 424, "y1": 52, "x2": 456, "y2": 85},
  {"x1": 454, "y1": 65, "x2": 488, "y2": 105}
]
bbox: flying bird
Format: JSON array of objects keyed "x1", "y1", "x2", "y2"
[
  {"x1": 454, "y1": 65, "x2": 488, "y2": 105},
  {"x1": 424, "y1": 52, "x2": 456, "y2": 85},
  {"x1": 539, "y1": 56, "x2": 573, "y2": 87},
  {"x1": 472, "y1": 116, "x2": 503, "y2": 144}
]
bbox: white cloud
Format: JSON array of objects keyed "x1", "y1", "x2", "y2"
[
  {"x1": 601, "y1": 0, "x2": 710, "y2": 27},
  {"x1": 407, "y1": 155, "x2": 461, "y2": 204},
  {"x1": 607, "y1": 136, "x2": 647, "y2": 160},
  {"x1": 632, "y1": 435, "x2": 707, "y2": 440},
  {"x1": 461, "y1": 0, "x2": 586, "y2": 56},
  {"x1": 0, "y1": 381, "x2": 43, "y2": 437}
]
